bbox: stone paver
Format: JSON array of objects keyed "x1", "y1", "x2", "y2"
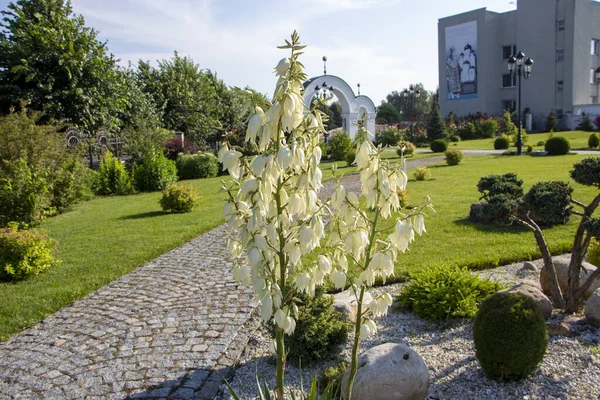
[{"x1": 0, "y1": 226, "x2": 260, "y2": 399}]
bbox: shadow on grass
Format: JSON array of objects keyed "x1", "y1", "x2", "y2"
[
  {"x1": 452, "y1": 217, "x2": 528, "y2": 235},
  {"x1": 119, "y1": 210, "x2": 170, "y2": 220}
]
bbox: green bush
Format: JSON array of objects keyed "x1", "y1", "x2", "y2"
[
  {"x1": 449, "y1": 134, "x2": 461, "y2": 142},
  {"x1": 430, "y1": 139, "x2": 448, "y2": 153},
  {"x1": 345, "y1": 150, "x2": 356, "y2": 167},
  {"x1": 457, "y1": 122, "x2": 476, "y2": 140},
  {"x1": 544, "y1": 136, "x2": 570, "y2": 155},
  {"x1": 159, "y1": 183, "x2": 200, "y2": 213},
  {"x1": 526, "y1": 145, "x2": 533, "y2": 155},
  {"x1": 494, "y1": 136, "x2": 510, "y2": 150},
  {"x1": 397, "y1": 189, "x2": 409, "y2": 208},
  {"x1": 0, "y1": 110, "x2": 91, "y2": 227},
  {"x1": 482, "y1": 194, "x2": 518, "y2": 226},
  {"x1": 285, "y1": 288, "x2": 348, "y2": 365},
  {"x1": 0, "y1": 225, "x2": 58, "y2": 281},
  {"x1": 475, "y1": 118, "x2": 498, "y2": 139},
  {"x1": 588, "y1": 133, "x2": 599, "y2": 149},
  {"x1": 413, "y1": 167, "x2": 431, "y2": 181},
  {"x1": 445, "y1": 149, "x2": 464, "y2": 166},
  {"x1": 536, "y1": 141, "x2": 545, "y2": 146},
  {"x1": 398, "y1": 265, "x2": 502, "y2": 321},
  {"x1": 133, "y1": 151, "x2": 178, "y2": 192},
  {"x1": 570, "y1": 157, "x2": 600, "y2": 187},
  {"x1": 374, "y1": 127, "x2": 401, "y2": 147},
  {"x1": 329, "y1": 131, "x2": 353, "y2": 161},
  {"x1": 477, "y1": 173, "x2": 524, "y2": 201},
  {"x1": 396, "y1": 141, "x2": 416, "y2": 157},
  {"x1": 473, "y1": 292, "x2": 547, "y2": 380},
  {"x1": 176, "y1": 152, "x2": 219, "y2": 180},
  {"x1": 94, "y1": 152, "x2": 133, "y2": 196},
  {"x1": 319, "y1": 361, "x2": 347, "y2": 398},
  {"x1": 587, "y1": 238, "x2": 600, "y2": 266},
  {"x1": 577, "y1": 113, "x2": 594, "y2": 132},
  {"x1": 524, "y1": 181, "x2": 573, "y2": 225}
]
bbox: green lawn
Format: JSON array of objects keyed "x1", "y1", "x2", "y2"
[
  {"x1": 451, "y1": 130, "x2": 600, "y2": 151},
  {"x1": 1, "y1": 152, "x2": 598, "y2": 340}
]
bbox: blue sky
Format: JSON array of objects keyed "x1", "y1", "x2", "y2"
[{"x1": 0, "y1": 0, "x2": 517, "y2": 104}]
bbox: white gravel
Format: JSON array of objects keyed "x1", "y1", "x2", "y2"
[{"x1": 220, "y1": 259, "x2": 600, "y2": 400}]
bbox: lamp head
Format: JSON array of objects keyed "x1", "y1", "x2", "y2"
[
  {"x1": 516, "y1": 51, "x2": 525, "y2": 66},
  {"x1": 508, "y1": 55, "x2": 516, "y2": 72}
]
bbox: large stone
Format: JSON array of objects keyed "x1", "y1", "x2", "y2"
[
  {"x1": 469, "y1": 202, "x2": 486, "y2": 223},
  {"x1": 341, "y1": 343, "x2": 429, "y2": 400},
  {"x1": 540, "y1": 256, "x2": 600, "y2": 299},
  {"x1": 498, "y1": 281, "x2": 553, "y2": 318},
  {"x1": 332, "y1": 290, "x2": 373, "y2": 323},
  {"x1": 521, "y1": 261, "x2": 538, "y2": 273},
  {"x1": 585, "y1": 289, "x2": 600, "y2": 328}
]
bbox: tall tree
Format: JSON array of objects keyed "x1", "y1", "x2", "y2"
[
  {"x1": 385, "y1": 83, "x2": 430, "y2": 123},
  {"x1": 426, "y1": 89, "x2": 446, "y2": 141},
  {"x1": 329, "y1": 101, "x2": 343, "y2": 129},
  {"x1": 376, "y1": 102, "x2": 400, "y2": 124},
  {"x1": 0, "y1": 0, "x2": 124, "y2": 130}
]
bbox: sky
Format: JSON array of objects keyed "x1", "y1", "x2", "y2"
[{"x1": 0, "y1": 0, "x2": 518, "y2": 105}]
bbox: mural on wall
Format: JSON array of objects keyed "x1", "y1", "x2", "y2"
[{"x1": 445, "y1": 21, "x2": 477, "y2": 100}]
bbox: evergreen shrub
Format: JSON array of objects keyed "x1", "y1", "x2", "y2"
[
  {"x1": 176, "y1": 153, "x2": 219, "y2": 180},
  {"x1": 494, "y1": 136, "x2": 510, "y2": 150},
  {"x1": 445, "y1": 149, "x2": 464, "y2": 166},
  {"x1": 473, "y1": 292, "x2": 547, "y2": 380},
  {"x1": 524, "y1": 181, "x2": 573, "y2": 225},
  {"x1": 94, "y1": 151, "x2": 132, "y2": 195},
  {"x1": 159, "y1": 183, "x2": 200, "y2": 213},
  {"x1": 430, "y1": 139, "x2": 448, "y2": 153},
  {"x1": 588, "y1": 133, "x2": 599, "y2": 149},
  {"x1": 413, "y1": 167, "x2": 431, "y2": 181},
  {"x1": 133, "y1": 151, "x2": 178, "y2": 192},
  {"x1": 0, "y1": 225, "x2": 58, "y2": 281},
  {"x1": 544, "y1": 136, "x2": 570, "y2": 155}
]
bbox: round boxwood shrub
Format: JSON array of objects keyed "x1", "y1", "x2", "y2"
[
  {"x1": 133, "y1": 151, "x2": 178, "y2": 192},
  {"x1": 413, "y1": 166, "x2": 431, "y2": 181},
  {"x1": 445, "y1": 149, "x2": 464, "y2": 166},
  {"x1": 473, "y1": 292, "x2": 547, "y2": 380},
  {"x1": 544, "y1": 136, "x2": 570, "y2": 155},
  {"x1": 524, "y1": 181, "x2": 573, "y2": 225},
  {"x1": 526, "y1": 145, "x2": 533, "y2": 155},
  {"x1": 176, "y1": 152, "x2": 219, "y2": 180},
  {"x1": 430, "y1": 139, "x2": 448, "y2": 153},
  {"x1": 588, "y1": 132, "x2": 600, "y2": 149},
  {"x1": 159, "y1": 183, "x2": 201, "y2": 213},
  {"x1": 494, "y1": 136, "x2": 510, "y2": 150},
  {"x1": 399, "y1": 265, "x2": 502, "y2": 320},
  {"x1": 0, "y1": 225, "x2": 58, "y2": 281},
  {"x1": 284, "y1": 287, "x2": 348, "y2": 365},
  {"x1": 449, "y1": 134, "x2": 461, "y2": 142},
  {"x1": 536, "y1": 140, "x2": 545, "y2": 146}
]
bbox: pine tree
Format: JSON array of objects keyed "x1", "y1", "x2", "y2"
[{"x1": 427, "y1": 90, "x2": 446, "y2": 141}]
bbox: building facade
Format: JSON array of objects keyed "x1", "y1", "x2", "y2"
[{"x1": 438, "y1": 0, "x2": 600, "y2": 130}]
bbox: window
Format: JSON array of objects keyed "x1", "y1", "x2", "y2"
[
  {"x1": 592, "y1": 68, "x2": 598, "y2": 84},
  {"x1": 556, "y1": 49, "x2": 564, "y2": 61},
  {"x1": 557, "y1": 20, "x2": 565, "y2": 31},
  {"x1": 502, "y1": 74, "x2": 516, "y2": 88},
  {"x1": 503, "y1": 100, "x2": 516, "y2": 112},
  {"x1": 556, "y1": 109, "x2": 563, "y2": 119},
  {"x1": 592, "y1": 39, "x2": 598, "y2": 55},
  {"x1": 556, "y1": 80, "x2": 564, "y2": 91},
  {"x1": 502, "y1": 45, "x2": 516, "y2": 59}
]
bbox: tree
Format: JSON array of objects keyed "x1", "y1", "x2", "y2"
[
  {"x1": 578, "y1": 112, "x2": 594, "y2": 132},
  {"x1": 0, "y1": 0, "x2": 124, "y2": 130},
  {"x1": 426, "y1": 90, "x2": 445, "y2": 141},
  {"x1": 376, "y1": 102, "x2": 400, "y2": 124},
  {"x1": 546, "y1": 109, "x2": 558, "y2": 132},
  {"x1": 385, "y1": 83, "x2": 430, "y2": 123},
  {"x1": 329, "y1": 101, "x2": 342, "y2": 129}
]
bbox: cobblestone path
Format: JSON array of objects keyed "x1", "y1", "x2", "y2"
[{"x1": 0, "y1": 226, "x2": 260, "y2": 400}]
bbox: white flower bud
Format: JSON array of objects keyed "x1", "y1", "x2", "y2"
[
  {"x1": 332, "y1": 270, "x2": 347, "y2": 289},
  {"x1": 278, "y1": 146, "x2": 293, "y2": 170},
  {"x1": 261, "y1": 295, "x2": 273, "y2": 323},
  {"x1": 274, "y1": 58, "x2": 290, "y2": 76},
  {"x1": 275, "y1": 309, "x2": 286, "y2": 329},
  {"x1": 318, "y1": 255, "x2": 332, "y2": 274}
]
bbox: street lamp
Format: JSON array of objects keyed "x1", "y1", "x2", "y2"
[
  {"x1": 508, "y1": 51, "x2": 534, "y2": 155},
  {"x1": 402, "y1": 84, "x2": 421, "y2": 143}
]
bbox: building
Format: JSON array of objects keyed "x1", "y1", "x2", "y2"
[{"x1": 438, "y1": 0, "x2": 600, "y2": 130}]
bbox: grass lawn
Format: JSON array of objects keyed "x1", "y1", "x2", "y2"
[
  {"x1": 1, "y1": 152, "x2": 598, "y2": 340},
  {"x1": 452, "y1": 130, "x2": 600, "y2": 151}
]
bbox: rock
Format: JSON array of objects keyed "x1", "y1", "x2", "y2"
[
  {"x1": 469, "y1": 202, "x2": 486, "y2": 223},
  {"x1": 521, "y1": 261, "x2": 538, "y2": 273},
  {"x1": 585, "y1": 289, "x2": 600, "y2": 328},
  {"x1": 546, "y1": 321, "x2": 569, "y2": 336},
  {"x1": 540, "y1": 256, "x2": 600, "y2": 299},
  {"x1": 332, "y1": 290, "x2": 373, "y2": 323},
  {"x1": 341, "y1": 343, "x2": 429, "y2": 400},
  {"x1": 498, "y1": 281, "x2": 553, "y2": 318}
]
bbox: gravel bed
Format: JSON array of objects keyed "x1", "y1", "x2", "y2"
[{"x1": 219, "y1": 259, "x2": 600, "y2": 400}]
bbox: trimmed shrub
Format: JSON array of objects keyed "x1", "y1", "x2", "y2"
[
  {"x1": 396, "y1": 141, "x2": 416, "y2": 157},
  {"x1": 94, "y1": 151, "x2": 133, "y2": 196},
  {"x1": 398, "y1": 265, "x2": 503, "y2": 321},
  {"x1": 494, "y1": 136, "x2": 510, "y2": 150},
  {"x1": 570, "y1": 157, "x2": 600, "y2": 187},
  {"x1": 285, "y1": 288, "x2": 349, "y2": 365},
  {"x1": 524, "y1": 181, "x2": 573, "y2": 225},
  {"x1": 482, "y1": 194, "x2": 518, "y2": 226},
  {"x1": 329, "y1": 131, "x2": 353, "y2": 161},
  {"x1": 345, "y1": 150, "x2": 356, "y2": 167},
  {"x1": 473, "y1": 292, "x2": 547, "y2": 380},
  {"x1": 536, "y1": 141, "x2": 545, "y2": 146},
  {"x1": 588, "y1": 133, "x2": 599, "y2": 149},
  {"x1": 477, "y1": 173, "x2": 524, "y2": 201},
  {"x1": 160, "y1": 183, "x2": 200, "y2": 213},
  {"x1": 449, "y1": 134, "x2": 461, "y2": 142},
  {"x1": 587, "y1": 238, "x2": 600, "y2": 266},
  {"x1": 413, "y1": 167, "x2": 431, "y2": 181},
  {"x1": 397, "y1": 189, "x2": 409, "y2": 208},
  {"x1": 526, "y1": 145, "x2": 533, "y2": 155},
  {"x1": 0, "y1": 225, "x2": 58, "y2": 281},
  {"x1": 430, "y1": 139, "x2": 448, "y2": 153},
  {"x1": 176, "y1": 153, "x2": 219, "y2": 180},
  {"x1": 445, "y1": 149, "x2": 464, "y2": 166},
  {"x1": 544, "y1": 136, "x2": 570, "y2": 155},
  {"x1": 133, "y1": 151, "x2": 178, "y2": 192}
]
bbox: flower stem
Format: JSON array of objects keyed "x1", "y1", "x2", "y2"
[{"x1": 275, "y1": 327, "x2": 285, "y2": 400}]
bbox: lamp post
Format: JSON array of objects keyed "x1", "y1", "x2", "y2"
[
  {"x1": 402, "y1": 84, "x2": 421, "y2": 143},
  {"x1": 508, "y1": 51, "x2": 534, "y2": 155}
]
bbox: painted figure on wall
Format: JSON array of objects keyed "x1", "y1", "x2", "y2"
[{"x1": 446, "y1": 47, "x2": 461, "y2": 99}]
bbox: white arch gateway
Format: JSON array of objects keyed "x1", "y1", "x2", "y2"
[{"x1": 302, "y1": 75, "x2": 376, "y2": 139}]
